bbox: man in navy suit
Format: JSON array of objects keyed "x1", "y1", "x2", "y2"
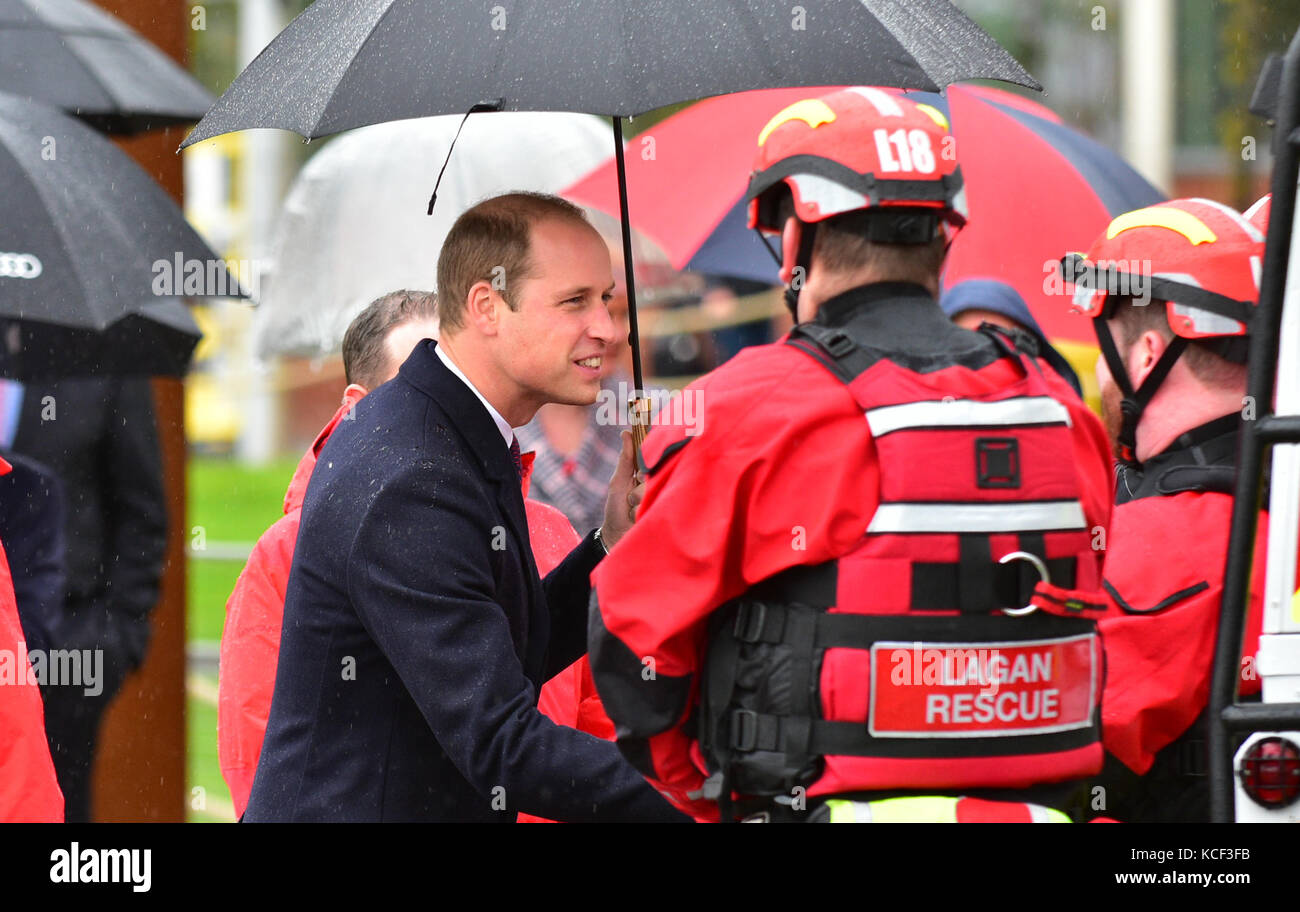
[{"x1": 245, "y1": 192, "x2": 685, "y2": 822}]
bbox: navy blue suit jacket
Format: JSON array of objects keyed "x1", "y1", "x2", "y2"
[
  {"x1": 245, "y1": 340, "x2": 684, "y2": 822},
  {"x1": 0, "y1": 451, "x2": 65, "y2": 655}
]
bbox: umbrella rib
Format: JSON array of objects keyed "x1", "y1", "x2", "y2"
[
  {"x1": 311, "y1": 0, "x2": 406, "y2": 137},
  {"x1": 9, "y1": 131, "x2": 165, "y2": 329},
  {"x1": 8, "y1": 157, "x2": 110, "y2": 328}
]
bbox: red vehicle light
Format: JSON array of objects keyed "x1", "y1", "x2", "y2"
[{"x1": 1240, "y1": 737, "x2": 1300, "y2": 809}]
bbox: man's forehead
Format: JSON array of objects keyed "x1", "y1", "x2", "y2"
[
  {"x1": 526, "y1": 221, "x2": 614, "y2": 285},
  {"x1": 529, "y1": 217, "x2": 608, "y2": 257}
]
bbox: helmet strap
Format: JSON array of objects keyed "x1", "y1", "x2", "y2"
[
  {"x1": 784, "y1": 222, "x2": 818, "y2": 324},
  {"x1": 1095, "y1": 318, "x2": 1188, "y2": 465}
]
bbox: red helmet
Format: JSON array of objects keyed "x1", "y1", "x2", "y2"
[
  {"x1": 745, "y1": 87, "x2": 967, "y2": 238},
  {"x1": 1060, "y1": 197, "x2": 1263, "y2": 463},
  {"x1": 1062, "y1": 197, "x2": 1262, "y2": 348}
]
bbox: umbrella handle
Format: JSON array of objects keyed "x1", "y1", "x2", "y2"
[{"x1": 629, "y1": 394, "x2": 652, "y2": 468}]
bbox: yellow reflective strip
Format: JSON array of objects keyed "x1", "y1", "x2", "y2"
[
  {"x1": 867, "y1": 796, "x2": 959, "y2": 823},
  {"x1": 825, "y1": 799, "x2": 859, "y2": 823},
  {"x1": 1106, "y1": 206, "x2": 1218, "y2": 245},
  {"x1": 757, "y1": 99, "x2": 838, "y2": 147},
  {"x1": 1028, "y1": 804, "x2": 1073, "y2": 823},
  {"x1": 1291, "y1": 588, "x2": 1299, "y2": 624},
  {"x1": 914, "y1": 103, "x2": 950, "y2": 131}
]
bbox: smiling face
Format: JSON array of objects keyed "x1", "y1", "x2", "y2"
[{"x1": 490, "y1": 217, "x2": 617, "y2": 415}]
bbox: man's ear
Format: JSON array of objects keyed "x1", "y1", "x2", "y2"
[
  {"x1": 464, "y1": 280, "x2": 501, "y2": 335},
  {"x1": 1130, "y1": 328, "x2": 1171, "y2": 388},
  {"x1": 342, "y1": 383, "x2": 368, "y2": 404},
  {"x1": 779, "y1": 217, "x2": 802, "y2": 286}
]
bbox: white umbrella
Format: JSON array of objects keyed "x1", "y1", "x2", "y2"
[{"x1": 257, "y1": 111, "x2": 652, "y2": 358}]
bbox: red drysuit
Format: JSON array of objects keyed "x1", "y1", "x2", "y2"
[
  {"x1": 0, "y1": 455, "x2": 64, "y2": 822},
  {"x1": 589, "y1": 286, "x2": 1116, "y2": 821}
]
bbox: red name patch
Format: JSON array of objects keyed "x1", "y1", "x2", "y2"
[{"x1": 868, "y1": 635, "x2": 1098, "y2": 738}]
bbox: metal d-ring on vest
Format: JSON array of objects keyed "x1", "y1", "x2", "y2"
[{"x1": 997, "y1": 550, "x2": 1049, "y2": 616}]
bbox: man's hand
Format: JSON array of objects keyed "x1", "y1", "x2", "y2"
[{"x1": 601, "y1": 430, "x2": 644, "y2": 549}]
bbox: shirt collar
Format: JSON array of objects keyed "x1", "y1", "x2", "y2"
[{"x1": 434, "y1": 343, "x2": 515, "y2": 447}]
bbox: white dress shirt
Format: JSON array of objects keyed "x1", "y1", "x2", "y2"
[{"x1": 435, "y1": 342, "x2": 515, "y2": 447}]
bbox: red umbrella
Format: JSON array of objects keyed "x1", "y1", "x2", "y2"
[
  {"x1": 564, "y1": 84, "x2": 1164, "y2": 345},
  {"x1": 564, "y1": 86, "x2": 827, "y2": 271}
]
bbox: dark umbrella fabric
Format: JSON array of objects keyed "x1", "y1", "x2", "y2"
[
  {"x1": 177, "y1": 0, "x2": 1037, "y2": 395},
  {"x1": 0, "y1": 93, "x2": 231, "y2": 379},
  {"x1": 0, "y1": 0, "x2": 213, "y2": 134},
  {"x1": 180, "y1": 0, "x2": 1038, "y2": 147},
  {"x1": 0, "y1": 301, "x2": 200, "y2": 381}
]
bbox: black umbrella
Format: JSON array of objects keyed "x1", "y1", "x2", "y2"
[
  {"x1": 0, "y1": 92, "x2": 238, "y2": 380},
  {"x1": 1, "y1": 300, "x2": 201, "y2": 381},
  {"x1": 181, "y1": 0, "x2": 1037, "y2": 141},
  {"x1": 0, "y1": 0, "x2": 213, "y2": 134},
  {"x1": 180, "y1": 0, "x2": 1038, "y2": 417}
]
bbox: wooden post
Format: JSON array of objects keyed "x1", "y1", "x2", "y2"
[{"x1": 88, "y1": 0, "x2": 189, "y2": 823}]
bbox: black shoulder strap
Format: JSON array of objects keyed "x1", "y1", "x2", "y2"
[
  {"x1": 1155, "y1": 464, "x2": 1237, "y2": 496},
  {"x1": 785, "y1": 322, "x2": 876, "y2": 385},
  {"x1": 975, "y1": 322, "x2": 1047, "y2": 382}
]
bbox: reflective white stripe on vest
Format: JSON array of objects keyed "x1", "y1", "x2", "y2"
[
  {"x1": 867, "y1": 501, "x2": 1087, "y2": 533},
  {"x1": 865, "y1": 396, "x2": 1071, "y2": 437}
]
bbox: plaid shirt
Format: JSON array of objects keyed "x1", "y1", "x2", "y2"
[
  {"x1": 515, "y1": 407, "x2": 622, "y2": 537},
  {"x1": 516, "y1": 373, "x2": 651, "y2": 535}
]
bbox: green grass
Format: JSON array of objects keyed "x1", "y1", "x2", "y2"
[
  {"x1": 187, "y1": 681, "x2": 234, "y2": 822},
  {"x1": 187, "y1": 456, "x2": 299, "y2": 641},
  {"x1": 185, "y1": 456, "x2": 301, "y2": 823}
]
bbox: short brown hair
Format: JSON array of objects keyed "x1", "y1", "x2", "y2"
[
  {"x1": 436, "y1": 192, "x2": 591, "y2": 333},
  {"x1": 774, "y1": 194, "x2": 946, "y2": 288},
  {"x1": 342, "y1": 289, "x2": 437, "y2": 388},
  {"x1": 812, "y1": 209, "x2": 946, "y2": 284},
  {"x1": 1110, "y1": 296, "x2": 1247, "y2": 387}
]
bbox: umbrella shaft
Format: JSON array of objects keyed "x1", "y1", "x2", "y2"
[{"x1": 612, "y1": 117, "x2": 644, "y2": 392}]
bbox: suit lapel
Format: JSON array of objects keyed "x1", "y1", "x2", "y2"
[{"x1": 400, "y1": 341, "x2": 550, "y2": 674}]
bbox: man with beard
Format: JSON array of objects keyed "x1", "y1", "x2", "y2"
[
  {"x1": 590, "y1": 89, "x2": 1115, "y2": 822},
  {"x1": 1060, "y1": 197, "x2": 1275, "y2": 822}
]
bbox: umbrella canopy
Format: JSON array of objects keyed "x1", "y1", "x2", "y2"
[
  {"x1": 0, "y1": 93, "x2": 233, "y2": 379},
  {"x1": 258, "y1": 112, "x2": 648, "y2": 359},
  {"x1": 180, "y1": 0, "x2": 1037, "y2": 148},
  {"x1": 178, "y1": 0, "x2": 1037, "y2": 396},
  {"x1": 564, "y1": 86, "x2": 832, "y2": 274},
  {"x1": 566, "y1": 84, "x2": 1164, "y2": 344},
  {"x1": 0, "y1": 0, "x2": 213, "y2": 134}
]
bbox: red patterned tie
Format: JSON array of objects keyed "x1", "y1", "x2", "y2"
[{"x1": 509, "y1": 436, "x2": 523, "y2": 479}]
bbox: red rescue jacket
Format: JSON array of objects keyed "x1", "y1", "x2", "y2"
[
  {"x1": 0, "y1": 456, "x2": 64, "y2": 822},
  {"x1": 590, "y1": 285, "x2": 1115, "y2": 821},
  {"x1": 1088, "y1": 415, "x2": 1272, "y2": 820}
]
